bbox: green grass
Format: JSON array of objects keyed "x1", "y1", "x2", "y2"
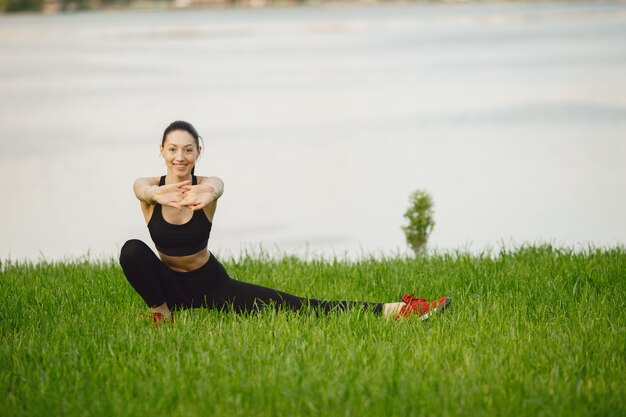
[{"x1": 1, "y1": 245, "x2": 624, "y2": 417}]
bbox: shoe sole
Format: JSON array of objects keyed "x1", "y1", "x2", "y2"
[{"x1": 419, "y1": 296, "x2": 452, "y2": 321}]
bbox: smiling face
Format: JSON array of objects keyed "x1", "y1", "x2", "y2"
[{"x1": 160, "y1": 129, "x2": 201, "y2": 179}]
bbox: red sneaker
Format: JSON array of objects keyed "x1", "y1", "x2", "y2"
[
  {"x1": 394, "y1": 294, "x2": 451, "y2": 321},
  {"x1": 140, "y1": 311, "x2": 174, "y2": 327}
]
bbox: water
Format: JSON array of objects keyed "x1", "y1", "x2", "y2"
[{"x1": 1, "y1": 2, "x2": 625, "y2": 261}]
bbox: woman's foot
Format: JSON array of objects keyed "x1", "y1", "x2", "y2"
[
  {"x1": 392, "y1": 294, "x2": 452, "y2": 321},
  {"x1": 141, "y1": 302, "x2": 174, "y2": 327},
  {"x1": 141, "y1": 311, "x2": 174, "y2": 327}
]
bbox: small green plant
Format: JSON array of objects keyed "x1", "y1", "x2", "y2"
[{"x1": 402, "y1": 189, "x2": 435, "y2": 255}]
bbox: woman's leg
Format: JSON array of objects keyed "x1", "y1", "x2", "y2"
[
  {"x1": 119, "y1": 239, "x2": 191, "y2": 313},
  {"x1": 211, "y1": 279, "x2": 384, "y2": 314},
  {"x1": 186, "y1": 254, "x2": 385, "y2": 314}
]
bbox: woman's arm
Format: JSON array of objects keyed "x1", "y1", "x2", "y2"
[
  {"x1": 133, "y1": 177, "x2": 161, "y2": 205},
  {"x1": 133, "y1": 177, "x2": 192, "y2": 210},
  {"x1": 200, "y1": 176, "x2": 225, "y2": 201}
]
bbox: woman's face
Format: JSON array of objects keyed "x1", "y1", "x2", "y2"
[{"x1": 160, "y1": 130, "x2": 201, "y2": 177}]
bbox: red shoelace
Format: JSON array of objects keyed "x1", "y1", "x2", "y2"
[{"x1": 395, "y1": 294, "x2": 433, "y2": 319}]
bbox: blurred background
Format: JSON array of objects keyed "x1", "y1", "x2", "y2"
[{"x1": 1, "y1": 0, "x2": 625, "y2": 261}]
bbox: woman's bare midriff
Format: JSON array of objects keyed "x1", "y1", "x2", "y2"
[{"x1": 159, "y1": 248, "x2": 211, "y2": 272}]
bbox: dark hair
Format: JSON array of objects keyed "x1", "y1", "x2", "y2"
[{"x1": 162, "y1": 120, "x2": 203, "y2": 176}]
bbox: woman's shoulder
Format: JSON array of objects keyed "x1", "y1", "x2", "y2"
[{"x1": 196, "y1": 175, "x2": 224, "y2": 184}]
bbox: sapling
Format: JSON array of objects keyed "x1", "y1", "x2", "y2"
[{"x1": 402, "y1": 190, "x2": 435, "y2": 256}]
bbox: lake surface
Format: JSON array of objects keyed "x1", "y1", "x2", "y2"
[{"x1": 1, "y1": 1, "x2": 625, "y2": 261}]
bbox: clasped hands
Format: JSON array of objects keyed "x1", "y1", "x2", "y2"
[{"x1": 155, "y1": 180, "x2": 213, "y2": 211}]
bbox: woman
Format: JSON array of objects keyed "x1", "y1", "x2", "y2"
[{"x1": 119, "y1": 121, "x2": 451, "y2": 326}]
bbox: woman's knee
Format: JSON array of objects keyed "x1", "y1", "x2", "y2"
[{"x1": 119, "y1": 239, "x2": 151, "y2": 267}]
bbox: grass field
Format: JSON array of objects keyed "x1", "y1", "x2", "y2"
[{"x1": 1, "y1": 245, "x2": 624, "y2": 417}]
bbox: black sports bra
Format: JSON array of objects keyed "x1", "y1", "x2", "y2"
[{"x1": 147, "y1": 176, "x2": 212, "y2": 257}]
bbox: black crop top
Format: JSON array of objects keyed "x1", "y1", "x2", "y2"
[{"x1": 147, "y1": 176, "x2": 212, "y2": 256}]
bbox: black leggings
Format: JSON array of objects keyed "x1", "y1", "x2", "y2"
[{"x1": 119, "y1": 239, "x2": 384, "y2": 314}]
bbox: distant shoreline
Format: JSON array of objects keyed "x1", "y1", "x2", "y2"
[{"x1": 2, "y1": 0, "x2": 609, "y2": 15}]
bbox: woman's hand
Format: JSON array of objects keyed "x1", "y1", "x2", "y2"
[
  {"x1": 179, "y1": 178, "x2": 224, "y2": 211},
  {"x1": 153, "y1": 180, "x2": 192, "y2": 210},
  {"x1": 179, "y1": 186, "x2": 211, "y2": 211}
]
